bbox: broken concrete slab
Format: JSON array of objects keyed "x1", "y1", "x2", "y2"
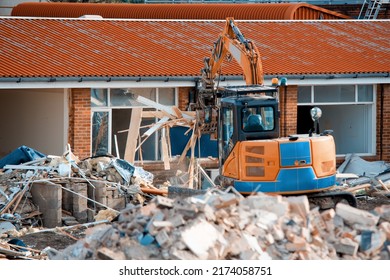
[
  {"x1": 0, "y1": 221, "x2": 16, "y2": 235},
  {"x1": 30, "y1": 181, "x2": 62, "y2": 228},
  {"x1": 181, "y1": 219, "x2": 223, "y2": 259},
  {"x1": 336, "y1": 203, "x2": 379, "y2": 227},
  {"x1": 338, "y1": 154, "x2": 390, "y2": 178}
]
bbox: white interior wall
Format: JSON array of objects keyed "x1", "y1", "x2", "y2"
[
  {"x1": 320, "y1": 105, "x2": 373, "y2": 155},
  {"x1": 0, "y1": 88, "x2": 67, "y2": 157}
]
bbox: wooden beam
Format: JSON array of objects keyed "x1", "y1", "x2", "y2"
[
  {"x1": 378, "y1": 180, "x2": 390, "y2": 192},
  {"x1": 166, "y1": 126, "x2": 172, "y2": 158},
  {"x1": 345, "y1": 183, "x2": 371, "y2": 193},
  {"x1": 0, "y1": 191, "x2": 20, "y2": 215},
  {"x1": 124, "y1": 108, "x2": 142, "y2": 164},
  {"x1": 142, "y1": 116, "x2": 170, "y2": 137},
  {"x1": 136, "y1": 95, "x2": 193, "y2": 120},
  {"x1": 172, "y1": 106, "x2": 183, "y2": 118},
  {"x1": 161, "y1": 128, "x2": 170, "y2": 170},
  {"x1": 179, "y1": 136, "x2": 193, "y2": 164},
  {"x1": 140, "y1": 187, "x2": 168, "y2": 196},
  {"x1": 0, "y1": 246, "x2": 28, "y2": 258},
  {"x1": 141, "y1": 110, "x2": 167, "y2": 119}
]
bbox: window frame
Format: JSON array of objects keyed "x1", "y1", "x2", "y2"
[
  {"x1": 91, "y1": 87, "x2": 178, "y2": 160},
  {"x1": 297, "y1": 84, "x2": 376, "y2": 157}
]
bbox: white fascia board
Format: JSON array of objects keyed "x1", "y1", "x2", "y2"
[
  {"x1": 0, "y1": 80, "x2": 196, "y2": 90},
  {"x1": 1, "y1": 76, "x2": 389, "y2": 89},
  {"x1": 280, "y1": 77, "x2": 390, "y2": 86},
  {"x1": 204, "y1": 77, "x2": 390, "y2": 87}
]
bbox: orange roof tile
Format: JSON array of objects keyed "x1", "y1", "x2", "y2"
[
  {"x1": 11, "y1": 2, "x2": 350, "y2": 20},
  {"x1": 0, "y1": 18, "x2": 389, "y2": 80}
]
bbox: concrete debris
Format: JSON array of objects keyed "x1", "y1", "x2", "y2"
[
  {"x1": 0, "y1": 221, "x2": 16, "y2": 235},
  {"x1": 336, "y1": 154, "x2": 390, "y2": 208},
  {"x1": 338, "y1": 154, "x2": 390, "y2": 178},
  {"x1": 0, "y1": 145, "x2": 174, "y2": 259},
  {"x1": 0, "y1": 147, "x2": 161, "y2": 228},
  {"x1": 1, "y1": 147, "x2": 389, "y2": 260},
  {"x1": 49, "y1": 191, "x2": 390, "y2": 260}
]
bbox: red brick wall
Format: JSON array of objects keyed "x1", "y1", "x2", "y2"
[
  {"x1": 376, "y1": 84, "x2": 390, "y2": 162},
  {"x1": 279, "y1": 85, "x2": 298, "y2": 137},
  {"x1": 178, "y1": 87, "x2": 191, "y2": 111},
  {"x1": 69, "y1": 88, "x2": 91, "y2": 160}
]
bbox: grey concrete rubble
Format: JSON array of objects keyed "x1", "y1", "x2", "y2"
[
  {"x1": 0, "y1": 148, "x2": 163, "y2": 259},
  {"x1": 0, "y1": 151, "x2": 157, "y2": 230},
  {"x1": 49, "y1": 190, "x2": 390, "y2": 260},
  {"x1": 0, "y1": 147, "x2": 390, "y2": 260}
]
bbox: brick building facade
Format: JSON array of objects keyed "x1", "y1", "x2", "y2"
[
  {"x1": 64, "y1": 83, "x2": 390, "y2": 164},
  {"x1": 376, "y1": 84, "x2": 390, "y2": 162},
  {"x1": 1, "y1": 17, "x2": 389, "y2": 165},
  {"x1": 69, "y1": 88, "x2": 91, "y2": 160}
]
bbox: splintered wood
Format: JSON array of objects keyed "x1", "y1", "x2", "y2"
[
  {"x1": 124, "y1": 107, "x2": 142, "y2": 164},
  {"x1": 121, "y1": 94, "x2": 199, "y2": 179},
  {"x1": 50, "y1": 191, "x2": 390, "y2": 260}
]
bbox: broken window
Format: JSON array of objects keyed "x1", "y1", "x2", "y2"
[
  {"x1": 110, "y1": 108, "x2": 157, "y2": 161},
  {"x1": 110, "y1": 88, "x2": 156, "y2": 107},
  {"x1": 91, "y1": 89, "x2": 108, "y2": 107},
  {"x1": 92, "y1": 111, "x2": 109, "y2": 156},
  {"x1": 91, "y1": 88, "x2": 177, "y2": 160}
]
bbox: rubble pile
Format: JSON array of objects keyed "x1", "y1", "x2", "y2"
[
  {"x1": 0, "y1": 170, "x2": 42, "y2": 227},
  {"x1": 49, "y1": 189, "x2": 390, "y2": 260},
  {"x1": 1, "y1": 146, "x2": 390, "y2": 260},
  {"x1": 0, "y1": 151, "x2": 158, "y2": 226},
  {"x1": 336, "y1": 154, "x2": 390, "y2": 198},
  {"x1": 0, "y1": 148, "x2": 170, "y2": 259},
  {"x1": 0, "y1": 237, "x2": 48, "y2": 260}
]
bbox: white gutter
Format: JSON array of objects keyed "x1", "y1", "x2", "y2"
[
  {"x1": 282, "y1": 77, "x2": 390, "y2": 86},
  {"x1": 0, "y1": 79, "x2": 196, "y2": 90},
  {"x1": 0, "y1": 75, "x2": 389, "y2": 89}
]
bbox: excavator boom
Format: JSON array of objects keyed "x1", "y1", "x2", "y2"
[{"x1": 201, "y1": 17, "x2": 264, "y2": 90}]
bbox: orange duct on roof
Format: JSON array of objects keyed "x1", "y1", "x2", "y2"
[{"x1": 11, "y1": 3, "x2": 350, "y2": 20}]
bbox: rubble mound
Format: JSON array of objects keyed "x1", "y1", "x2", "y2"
[{"x1": 50, "y1": 189, "x2": 390, "y2": 260}]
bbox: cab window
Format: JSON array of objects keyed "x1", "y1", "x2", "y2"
[{"x1": 242, "y1": 106, "x2": 274, "y2": 132}]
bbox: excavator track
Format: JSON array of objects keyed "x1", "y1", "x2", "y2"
[
  {"x1": 214, "y1": 175, "x2": 358, "y2": 210},
  {"x1": 215, "y1": 174, "x2": 357, "y2": 207},
  {"x1": 306, "y1": 190, "x2": 357, "y2": 210}
]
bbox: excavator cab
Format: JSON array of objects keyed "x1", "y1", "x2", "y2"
[{"x1": 217, "y1": 85, "x2": 279, "y2": 166}]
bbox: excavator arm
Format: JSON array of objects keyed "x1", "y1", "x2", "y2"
[{"x1": 201, "y1": 17, "x2": 264, "y2": 90}]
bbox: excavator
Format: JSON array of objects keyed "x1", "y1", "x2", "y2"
[{"x1": 194, "y1": 18, "x2": 356, "y2": 208}]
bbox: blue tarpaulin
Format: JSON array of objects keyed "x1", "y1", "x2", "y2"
[
  {"x1": 169, "y1": 127, "x2": 218, "y2": 158},
  {"x1": 0, "y1": 146, "x2": 46, "y2": 169}
]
